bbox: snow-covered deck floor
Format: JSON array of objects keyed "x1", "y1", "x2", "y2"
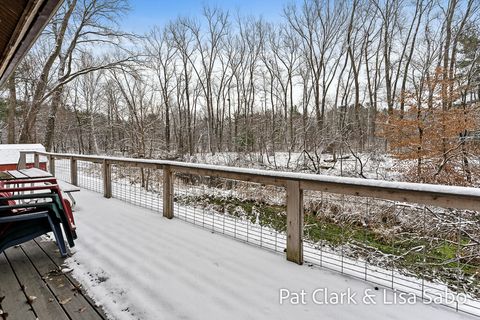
[{"x1": 68, "y1": 189, "x2": 476, "y2": 320}]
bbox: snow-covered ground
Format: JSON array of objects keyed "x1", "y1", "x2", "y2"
[
  {"x1": 66, "y1": 189, "x2": 477, "y2": 320},
  {"x1": 183, "y1": 151, "x2": 399, "y2": 180}
]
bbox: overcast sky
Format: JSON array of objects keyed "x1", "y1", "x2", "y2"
[{"x1": 121, "y1": 0, "x2": 290, "y2": 33}]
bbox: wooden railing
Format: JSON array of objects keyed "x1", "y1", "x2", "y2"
[{"x1": 20, "y1": 151, "x2": 480, "y2": 265}]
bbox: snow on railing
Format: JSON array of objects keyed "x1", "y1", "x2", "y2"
[{"x1": 20, "y1": 150, "x2": 480, "y2": 317}]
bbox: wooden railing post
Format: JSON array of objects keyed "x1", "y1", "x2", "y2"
[
  {"x1": 18, "y1": 151, "x2": 27, "y2": 169},
  {"x1": 70, "y1": 158, "x2": 78, "y2": 186},
  {"x1": 163, "y1": 165, "x2": 174, "y2": 219},
  {"x1": 103, "y1": 160, "x2": 112, "y2": 198},
  {"x1": 34, "y1": 153, "x2": 40, "y2": 168},
  {"x1": 286, "y1": 180, "x2": 304, "y2": 264},
  {"x1": 48, "y1": 155, "x2": 55, "y2": 176}
]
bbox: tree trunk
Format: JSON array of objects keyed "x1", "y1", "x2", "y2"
[
  {"x1": 44, "y1": 55, "x2": 66, "y2": 151},
  {"x1": 18, "y1": 0, "x2": 76, "y2": 143},
  {"x1": 7, "y1": 75, "x2": 17, "y2": 144}
]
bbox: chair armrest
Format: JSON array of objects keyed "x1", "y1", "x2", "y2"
[
  {"x1": 0, "y1": 184, "x2": 60, "y2": 193},
  {"x1": 0, "y1": 202, "x2": 57, "y2": 211},
  {"x1": 0, "y1": 211, "x2": 49, "y2": 222},
  {"x1": 0, "y1": 192, "x2": 58, "y2": 202},
  {"x1": 2, "y1": 177, "x2": 57, "y2": 185}
]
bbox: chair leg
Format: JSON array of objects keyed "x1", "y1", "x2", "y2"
[
  {"x1": 59, "y1": 213, "x2": 75, "y2": 247},
  {"x1": 47, "y1": 216, "x2": 68, "y2": 257},
  {"x1": 66, "y1": 192, "x2": 76, "y2": 209}
]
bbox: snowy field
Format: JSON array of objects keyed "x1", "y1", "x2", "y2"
[
  {"x1": 65, "y1": 189, "x2": 477, "y2": 320},
  {"x1": 183, "y1": 151, "x2": 399, "y2": 180}
]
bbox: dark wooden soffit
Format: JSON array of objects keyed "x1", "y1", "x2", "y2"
[{"x1": 0, "y1": 0, "x2": 64, "y2": 87}]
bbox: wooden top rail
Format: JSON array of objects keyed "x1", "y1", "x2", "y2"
[{"x1": 21, "y1": 151, "x2": 480, "y2": 211}]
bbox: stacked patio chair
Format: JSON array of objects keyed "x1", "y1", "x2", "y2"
[{"x1": 0, "y1": 178, "x2": 77, "y2": 257}]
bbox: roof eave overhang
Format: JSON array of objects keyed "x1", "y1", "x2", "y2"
[{"x1": 0, "y1": 0, "x2": 64, "y2": 87}]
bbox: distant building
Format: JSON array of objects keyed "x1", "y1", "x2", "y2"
[{"x1": 0, "y1": 144, "x2": 47, "y2": 171}]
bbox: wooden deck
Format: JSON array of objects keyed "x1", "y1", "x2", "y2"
[{"x1": 0, "y1": 239, "x2": 107, "y2": 320}]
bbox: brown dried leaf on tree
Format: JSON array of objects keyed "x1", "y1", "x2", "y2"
[{"x1": 379, "y1": 72, "x2": 480, "y2": 185}]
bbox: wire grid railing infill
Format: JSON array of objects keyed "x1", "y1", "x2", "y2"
[
  {"x1": 173, "y1": 173, "x2": 287, "y2": 254},
  {"x1": 110, "y1": 165, "x2": 162, "y2": 212},
  {"x1": 75, "y1": 160, "x2": 103, "y2": 194},
  {"x1": 54, "y1": 158, "x2": 71, "y2": 183},
  {"x1": 302, "y1": 190, "x2": 480, "y2": 316},
  {"x1": 52, "y1": 159, "x2": 480, "y2": 317},
  {"x1": 54, "y1": 160, "x2": 163, "y2": 212}
]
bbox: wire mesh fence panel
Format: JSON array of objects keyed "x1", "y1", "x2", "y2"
[
  {"x1": 110, "y1": 165, "x2": 162, "y2": 213},
  {"x1": 54, "y1": 158, "x2": 71, "y2": 183},
  {"x1": 173, "y1": 173, "x2": 287, "y2": 254},
  {"x1": 302, "y1": 190, "x2": 480, "y2": 316},
  {"x1": 76, "y1": 160, "x2": 103, "y2": 194}
]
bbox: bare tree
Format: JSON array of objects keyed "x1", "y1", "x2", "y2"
[
  {"x1": 18, "y1": 0, "x2": 132, "y2": 150},
  {"x1": 145, "y1": 26, "x2": 178, "y2": 152},
  {"x1": 182, "y1": 6, "x2": 229, "y2": 154}
]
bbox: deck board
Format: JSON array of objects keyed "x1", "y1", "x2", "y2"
[
  {"x1": 35, "y1": 239, "x2": 108, "y2": 319},
  {"x1": 0, "y1": 239, "x2": 107, "y2": 320},
  {"x1": 26, "y1": 240, "x2": 107, "y2": 320},
  {"x1": 5, "y1": 245, "x2": 69, "y2": 320},
  {"x1": 0, "y1": 253, "x2": 36, "y2": 320}
]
